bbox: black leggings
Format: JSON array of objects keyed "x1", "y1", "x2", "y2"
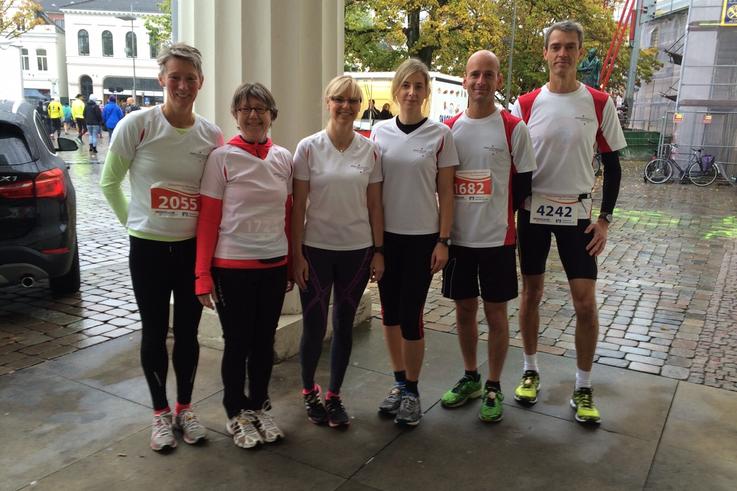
[
  {"x1": 213, "y1": 266, "x2": 287, "y2": 418},
  {"x1": 299, "y1": 246, "x2": 372, "y2": 394},
  {"x1": 129, "y1": 236, "x2": 202, "y2": 411}
]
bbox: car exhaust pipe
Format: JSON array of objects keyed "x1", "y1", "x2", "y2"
[{"x1": 20, "y1": 275, "x2": 36, "y2": 288}]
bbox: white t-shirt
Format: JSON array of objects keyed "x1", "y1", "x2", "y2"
[
  {"x1": 511, "y1": 83, "x2": 626, "y2": 199},
  {"x1": 293, "y1": 130, "x2": 382, "y2": 250},
  {"x1": 371, "y1": 118, "x2": 459, "y2": 234},
  {"x1": 110, "y1": 105, "x2": 223, "y2": 239},
  {"x1": 446, "y1": 109, "x2": 537, "y2": 247},
  {"x1": 200, "y1": 144, "x2": 293, "y2": 259}
]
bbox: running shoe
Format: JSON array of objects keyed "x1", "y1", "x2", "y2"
[
  {"x1": 226, "y1": 410, "x2": 264, "y2": 449},
  {"x1": 326, "y1": 396, "x2": 351, "y2": 428},
  {"x1": 478, "y1": 386, "x2": 504, "y2": 423},
  {"x1": 173, "y1": 409, "x2": 207, "y2": 444},
  {"x1": 303, "y1": 384, "x2": 328, "y2": 425},
  {"x1": 513, "y1": 370, "x2": 541, "y2": 405},
  {"x1": 255, "y1": 404, "x2": 284, "y2": 442},
  {"x1": 150, "y1": 411, "x2": 177, "y2": 451},
  {"x1": 378, "y1": 385, "x2": 403, "y2": 415},
  {"x1": 570, "y1": 387, "x2": 601, "y2": 424},
  {"x1": 394, "y1": 393, "x2": 422, "y2": 426},
  {"x1": 440, "y1": 375, "x2": 483, "y2": 408}
]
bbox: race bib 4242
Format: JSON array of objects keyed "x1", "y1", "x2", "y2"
[{"x1": 529, "y1": 194, "x2": 580, "y2": 226}]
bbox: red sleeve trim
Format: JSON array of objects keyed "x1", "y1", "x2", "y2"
[
  {"x1": 584, "y1": 85, "x2": 613, "y2": 153},
  {"x1": 443, "y1": 112, "x2": 463, "y2": 129},
  {"x1": 517, "y1": 88, "x2": 542, "y2": 124},
  {"x1": 194, "y1": 195, "x2": 223, "y2": 295}
]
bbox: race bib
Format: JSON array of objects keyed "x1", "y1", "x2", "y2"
[
  {"x1": 454, "y1": 170, "x2": 492, "y2": 202},
  {"x1": 150, "y1": 182, "x2": 200, "y2": 219},
  {"x1": 529, "y1": 194, "x2": 579, "y2": 226}
]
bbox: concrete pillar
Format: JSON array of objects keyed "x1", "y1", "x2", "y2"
[{"x1": 177, "y1": 0, "x2": 344, "y2": 151}]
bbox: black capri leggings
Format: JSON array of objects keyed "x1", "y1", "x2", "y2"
[
  {"x1": 377, "y1": 232, "x2": 438, "y2": 341},
  {"x1": 213, "y1": 266, "x2": 287, "y2": 418},
  {"x1": 129, "y1": 236, "x2": 203, "y2": 411}
]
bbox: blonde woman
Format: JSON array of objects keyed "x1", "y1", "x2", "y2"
[
  {"x1": 371, "y1": 59, "x2": 458, "y2": 426},
  {"x1": 292, "y1": 75, "x2": 384, "y2": 428}
]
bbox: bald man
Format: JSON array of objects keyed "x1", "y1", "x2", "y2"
[{"x1": 440, "y1": 50, "x2": 536, "y2": 423}]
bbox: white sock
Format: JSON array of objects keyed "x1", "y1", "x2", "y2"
[
  {"x1": 523, "y1": 353, "x2": 539, "y2": 373},
  {"x1": 575, "y1": 368, "x2": 592, "y2": 390}
]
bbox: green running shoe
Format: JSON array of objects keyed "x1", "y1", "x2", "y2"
[
  {"x1": 440, "y1": 375, "x2": 483, "y2": 408},
  {"x1": 478, "y1": 386, "x2": 504, "y2": 423},
  {"x1": 570, "y1": 387, "x2": 601, "y2": 424},
  {"x1": 513, "y1": 370, "x2": 540, "y2": 405}
]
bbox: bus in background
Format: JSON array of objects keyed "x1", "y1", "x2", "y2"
[{"x1": 346, "y1": 71, "x2": 467, "y2": 136}]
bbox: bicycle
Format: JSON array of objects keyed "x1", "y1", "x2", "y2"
[
  {"x1": 644, "y1": 144, "x2": 713, "y2": 185},
  {"x1": 688, "y1": 160, "x2": 737, "y2": 187},
  {"x1": 592, "y1": 152, "x2": 602, "y2": 176}
]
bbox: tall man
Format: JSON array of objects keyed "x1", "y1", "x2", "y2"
[
  {"x1": 511, "y1": 21, "x2": 626, "y2": 424},
  {"x1": 441, "y1": 51, "x2": 536, "y2": 422}
]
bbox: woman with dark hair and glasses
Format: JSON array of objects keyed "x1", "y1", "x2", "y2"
[
  {"x1": 195, "y1": 82, "x2": 293, "y2": 449},
  {"x1": 292, "y1": 75, "x2": 384, "y2": 428}
]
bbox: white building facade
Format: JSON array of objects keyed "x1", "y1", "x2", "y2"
[
  {"x1": 61, "y1": 7, "x2": 164, "y2": 105},
  {"x1": 20, "y1": 22, "x2": 67, "y2": 101}
]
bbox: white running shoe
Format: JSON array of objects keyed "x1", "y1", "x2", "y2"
[
  {"x1": 150, "y1": 411, "x2": 177, "y2": 451},
  {"x1": 255, "y1": 405, "x2": 284, "y2": 443},
  {"x1": 174, "y1": 409, "x2": 207, "y2": 444},
  {"x1": 226, "y1": 410, "x2": 264, "y2": 449}
]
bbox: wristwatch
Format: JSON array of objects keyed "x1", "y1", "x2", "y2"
[
  {"x1": 373, "y1": 245, "x2": 385, "y2": 255},
  {"x1": 598, "y1": 212, "x2": 613, "y2": 224},
  {"x1": 437, "y1": 237, "x2": 451, "y2": 246}
]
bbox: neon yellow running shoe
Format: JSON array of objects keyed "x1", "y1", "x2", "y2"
[
  {"x1": 440, "y1": 375, "x2": 483, "y2": 408},
  {"x1": 570, "y1": 387, "x2": 601, "y2": 424},
  {"x1": 513, "y1": 370, "x2": 540, "y2": 405}
]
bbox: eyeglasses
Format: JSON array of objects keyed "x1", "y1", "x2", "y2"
[
  {"x1": 330, "y1": 96, "x2": 361, "y2": 105},
  {"x1": 236, "y1": 106, "x2": 269, "y2": 115}
]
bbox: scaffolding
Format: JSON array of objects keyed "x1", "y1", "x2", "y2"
[{"x1": 631, "y1": 0, "x2": 737, "y2": 179}]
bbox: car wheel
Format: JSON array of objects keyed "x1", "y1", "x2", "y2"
[{"x1": 50, "y1": 242, "x2": 80, "y2": 295}]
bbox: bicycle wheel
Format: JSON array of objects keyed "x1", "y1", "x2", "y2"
[
  {"x1": 592, "y1": 154, "x2": 602, "y2": 176},
  {"x1": 687, "y1": 161, "x2": 717, "y2": 186},
  {"x1": 644, "y1": 158, "x2": 673, "y2": 184}
]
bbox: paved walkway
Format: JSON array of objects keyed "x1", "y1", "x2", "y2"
[{"x1": 2, "y1": 320, "x2": 737, "y2": 490}]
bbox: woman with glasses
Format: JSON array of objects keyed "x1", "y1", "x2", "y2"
[
  {"x1": 195, "y1": 82, "x2": 293, "y2": 449},
  {"x1": 371, "y1": 59, "x2": 458, "y2": 426},
  {"x1": 292, "y1": 75, "x2": 384, "y2": 428}
]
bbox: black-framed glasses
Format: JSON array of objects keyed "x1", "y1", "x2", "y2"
[
  {"x1": 330, "y1": 96, "x2": 361, "y2": 105},
  {"x1": 237, "y1": 106, "x2": 269, "y2": 115}
]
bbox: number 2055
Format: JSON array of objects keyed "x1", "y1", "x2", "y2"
[
  {"x1": 535, "y1": 205, "x2": 572, "y2": 218},
  {"x1": 158, "y1": 195, "x2": 199, "y2": 211}
]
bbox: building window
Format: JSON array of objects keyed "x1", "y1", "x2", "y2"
[
  {"x1": 36, "y1": 49, "x2": 48, "y2": 71},
  {"x1": 102, "y1": 30, "x2": 114, "y2": 57},
  {"x1": 78, "y1": 29, "x2": 90, "y2": 55},
  {"x1": 650, "y1": 27, "x2": 660, "y2": 49},
  {"x1": 150, "y1": 41, "x2": 159, "y2": 59},
  {"x1": 126, "y1": 31, "x2": 137, "y2": 58},
  {"x1": 21, "y1": 48, "x2": 29, "y2": 70}
]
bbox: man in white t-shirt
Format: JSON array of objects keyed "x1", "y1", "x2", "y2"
[
  {"x1": 440, "y1": 50, "x2": 536, "y2": 423},
  {"x1": 511, "y1": 21, "x2": 626, "y2": 424}
]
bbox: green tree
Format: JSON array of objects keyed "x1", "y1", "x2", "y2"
[
  {"x1": 0, "y1": 0, "x2": 42, "y2": 40},
  {"x1": 144, "y1": 0, "x2": 172, "y2": 52},
  {"x1": 345, "y1": 0, "x2": 661, "y2": 101}
]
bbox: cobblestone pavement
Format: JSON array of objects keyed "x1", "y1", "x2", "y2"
[{"x1": 2, "y1": 142, "x2": 736, "y2": 390}]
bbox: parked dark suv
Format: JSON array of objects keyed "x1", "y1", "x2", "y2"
[{"x1": 0, "y1": 100, "x2": 80, "y2": 295}]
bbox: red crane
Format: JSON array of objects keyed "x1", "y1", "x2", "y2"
[{"x1": 599, "y1": 0, "x2": 637, "y2": 90}]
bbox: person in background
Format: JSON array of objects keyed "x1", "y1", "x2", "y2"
[
  {"x1": 72, "y1": 94, "x2": 87, "y2": 138},
  {"x1": 62, "y1": 101, "x2": 73, "y2": 134},
  {"x1": 361, "y1": 99, "x2": 380, "y2": 121},
  {"x1": 84, "y1": 95, "x2": 103, "y2": 155},
  {"x1": 47, "y1": 97, "x2": 63, "y2": 140},
  {"x1": 100, "y1": 43, "x2": 224, "y2": 452},
  {"x1": 379, "y1": 103, "x2": 393, "y2": 120},
  {"x1": 103, "y1": 96, "x2": 124, "y2": 141},
  {"x1": 292, "y1": 75, "x2": 384, "y2": 429},
  {"x1": 126, "y1": 96, "x2": 141, "y2": 114}
]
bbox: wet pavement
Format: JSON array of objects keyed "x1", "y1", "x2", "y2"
[{"x1": 2, "y1": 137, "x2": 737, "y2": 390}]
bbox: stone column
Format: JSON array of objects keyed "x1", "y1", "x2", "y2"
[{"x1": 176, "y1": 0, "x2": 344, "y2": 150}]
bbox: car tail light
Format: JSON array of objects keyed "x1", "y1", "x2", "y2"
[
  {"x1": 0, "y1": 168, "x2": 66, "y2": 199},
  {"x1": 34, "y1": 168, "x2": 66, "y2": 198},
  {"x1": 0, "y1": 178, "x2": 34, "y2": 198}
]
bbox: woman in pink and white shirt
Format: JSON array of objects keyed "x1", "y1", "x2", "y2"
[{"x1": 195, "y1": 83, "x2": 292, "y2": 449}]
